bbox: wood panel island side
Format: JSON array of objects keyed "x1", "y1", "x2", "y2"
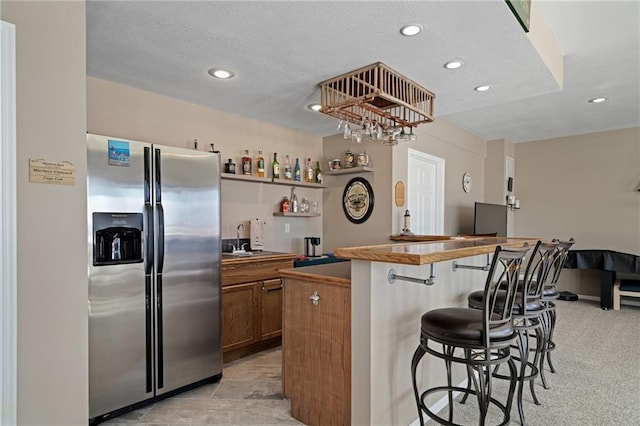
[{"x1": 280, "y1": 237, "x2": 536, "y2": 426}]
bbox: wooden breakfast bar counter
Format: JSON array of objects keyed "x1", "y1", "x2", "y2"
[
  {"x1": 334, "y1": 236, "x2": 536, "y2": 266},
  {"x1": 281, "y1": 237, "x2": 536, "y2": 426}
]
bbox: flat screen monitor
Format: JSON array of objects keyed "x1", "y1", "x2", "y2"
[{"x1": 474, "y1": 202, "x2": 507, "y2": 237}]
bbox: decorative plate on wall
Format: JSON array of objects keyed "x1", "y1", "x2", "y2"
[{"x1": 343, "y1": 177, "x2": 374, "y2": 224}]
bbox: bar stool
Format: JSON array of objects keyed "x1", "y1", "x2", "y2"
[
  {"x1": 463, "y1": 240, "x2": 559, "y2": 426},
  {"x1": 411, "y1": 244, "x2": 531, "y2": 426},
  {"x1": 539, "y1": 238, "x2": 575, "y2": 388}
]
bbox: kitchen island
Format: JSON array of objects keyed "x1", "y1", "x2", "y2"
[{"x1": 282, "y1": 237, "x2": 535, "y2": 426}]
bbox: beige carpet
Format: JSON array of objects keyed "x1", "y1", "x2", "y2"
[{"x1": 432, "y1": 299, "x2": 640, "y2": 425}]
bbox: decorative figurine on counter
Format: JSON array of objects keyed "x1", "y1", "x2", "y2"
[{"x1": 401, "y1": 209, "x2": 414, "y2": 235}]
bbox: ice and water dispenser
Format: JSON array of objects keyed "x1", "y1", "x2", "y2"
[{"x1": 93, "y1": 212, "x2": 144, "y2": 266}]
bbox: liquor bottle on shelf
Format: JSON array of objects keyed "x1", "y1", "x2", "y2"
[
  {"x1": 272, "y1": 153, "x2": 280, "y2": 179},
  {"x1": 294, "y1": 158, "x2": 301, "y2": 182},
  {"x1": 241, "y1": 149, "x2": 252, "y2": 175},
  {"x1": 224, "y1": 158, "x2": 236, "y2": 174},
  {"x1": 305, "y1": 158, "x2": 314, "y2": 183},
  {"x1": 290, "y1": 188, "x2": 299, "y2": 213},
  {"x1": 314, "y1": 161, "x2": 322, "y2": 184},
  {"x1": 256, "y1": 150, "x2": 265, "y2": 178},
  {"x1": 280, "y1": 196, "x2": 289, "y2": 213},
  {"x1": 284, "y1": 155, "x2": 292, "y2": 180}
]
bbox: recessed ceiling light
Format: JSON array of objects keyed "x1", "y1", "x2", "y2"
[
  {"x1": 307, "y1": 103, "x2": 322, "y2": 112},
  {"x1": 474, "y1": 85, "x2": 492, "y2": 92},
  {"x1": 208, "y1": 68, "x2": 235, "y2": 79},
  {"x1": 444, "y1": 61, "x2": 464, "y2": 70},
  {"x1": 400, "y1": 24, "x2": 422, "y2": 36},
  {"x1": 588, "y1": 97, "x2": 607, "y2": 103}
]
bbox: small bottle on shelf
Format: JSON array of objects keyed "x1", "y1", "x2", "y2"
[
  {"x1": 256, "y1": 150, "x2": 265, "y2": 177},
  {"x1": 314, "y1": 161, "x2": 322, "y2": 184},
  {"x1": 224, "y1": 158, "x2": 236, "y2": 174},
  {"x1": 272, "y1": 153, "x2": 280, "y2": 179},
  {"x1": 290, "y1": 188, "x2": 299, "y2": 213},
  {"x1": 241, "y1": 149, "x2": 252, "y2": 175},
  {"x1": 284, "y1": 155, "x2": 292, "y2": 180},
  {"x1": 305, "y1": 158, "x2": 313, "y2": 182},
  {"x1": 294, "y1": 158, "x2": 301, "y2": 181},
  {"x1": 280, "y1": 196, "x2": 289, "y2": 213}
]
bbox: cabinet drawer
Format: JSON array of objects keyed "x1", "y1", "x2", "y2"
[{"x1": 222, "y1": 259, "x2": 293, "y2": 286}]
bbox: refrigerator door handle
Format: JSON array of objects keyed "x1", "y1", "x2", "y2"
[
  {"x1": 154, "y1": 148, "x2": 162, "y2": 203},
  {"x1": 144, "y1": 147, "x2": 151, "y2": 204},
  {"x1": 156, "y1": 274, "x2": 164, "y2": 389},
  {"x1": 157, "y1": 204, "x2": 165, "y2": 274},
  {"x1": 144, "y1": 147, "x2": 154, "y2": 275},
  {"x1": 145, "y1": 275, "x2": 153, "y2": 393},
  {"x1": 144, "y1": 204, "x2": 154, "y2": 276},
  {"x1": 154, "y1": 148, "x2": 165, "y2": 273},
  {"x1": 154, "y1": 147, "x2": 165, "y2": 389}
]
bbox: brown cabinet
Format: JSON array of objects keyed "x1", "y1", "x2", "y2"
[
  {"x1": 221, "y1": 256, "x2": 294, "y2": 362},
  {"x1": 281, "y1": 263, "x2": 351, "y2": 426},
  {"x1": 221, "y1": 282, "x2": 259, "y2": 352},
  {"x1": 260, "y1": 278, "x2": 283, "y2": 340}
]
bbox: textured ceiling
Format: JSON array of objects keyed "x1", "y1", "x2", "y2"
[{"x1": 87, "y1": 1, "x2": 640, "y2": 143}]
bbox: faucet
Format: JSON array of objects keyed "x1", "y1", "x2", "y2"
[{"x1": 236, "y1": 223, "x2": 245, "y2": 252}]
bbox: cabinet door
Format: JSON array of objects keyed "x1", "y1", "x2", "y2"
[
  {"x1": 222, "y1": 282, "x2": 259, "y2": 352},
  {"x1": 260, "y1": 278, "x2": 283, "y2": 340},
  {"x1": 283, "y1": 279, "x2": 351, "y2": 425}
]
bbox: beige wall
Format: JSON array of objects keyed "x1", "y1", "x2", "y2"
[
  {"x1": 322, "y1": 134, "x2": 392, "y2": 251},
  {"x1": 400, "y1": 119, "x2": 487, "y2": 236},
  {"x1": 485, "y1": 139, "x2": 516, "y2": 234},
  {"x1": 87, "y1": 77, "x2": 323, "y2": 254},
  {"x1": 2, "y1": 1, "x2": 88, "y2": 424},
  {"x1": 323, "y1": 118, "x2": 487, "y2": 252},
  {"x1": 514, "y1": 127, "x2": 640, "y2": 296}
]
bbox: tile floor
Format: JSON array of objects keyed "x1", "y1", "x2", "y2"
[{"x1": 103, "y1": 347, "x2": 302, "y2": 425}]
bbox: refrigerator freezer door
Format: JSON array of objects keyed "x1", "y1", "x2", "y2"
[
  {"x1": 88, "y1": 134, "x2": 152, "y2": 418},
  {"x1": 154, "y1": 145, "x2": 222, "y2": 395}
]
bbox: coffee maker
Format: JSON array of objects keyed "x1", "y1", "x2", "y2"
[{"x1": 304, "y1": 237, "x2": 321, "y2": 257}]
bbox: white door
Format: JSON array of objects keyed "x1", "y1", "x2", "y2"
[{"x1": 407, "y1": 148, "x2": 444, "y2": 235}]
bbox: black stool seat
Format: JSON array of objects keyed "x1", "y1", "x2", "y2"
[
  {"x1": 422, "y1": 308, "x2": 514, "y2": 346},
  {"x1": 467, "y1": 290, "x2": 544, "y2": 314},
  {"x1": 542, "y1": 285, "x2": 558, "y2": 299}
]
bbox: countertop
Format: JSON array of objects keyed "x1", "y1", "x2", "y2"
[
  {"x1": 333, "y1": 236, "x2": 537, "y2": 266},
  {"x1": 221, "y1": 251, "x2": 297, "y2": 265},
  {"x1": 280, "y1": 261, "x2": 351, "y2": 287}
]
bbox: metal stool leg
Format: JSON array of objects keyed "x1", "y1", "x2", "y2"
[
  {"x1": 539, "y1": 308, "x2": 552, "y2": 389},
  {"x1": 411, "y1": 344, "x2": 427, "y2": 426},
  {"x1": 546, "y1": 306, "x2": 557, "y2": 373}
]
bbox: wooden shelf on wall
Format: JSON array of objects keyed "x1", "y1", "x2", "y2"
[
  {"x1": 272, "y1": 212, "x2": 321, "y2": 218},
  {"x1": 221, "y1": 173, "x2": 326, "y2": 188},
  {"x1": 324, "y1": 166, "x2": 374, "y2": 176}
]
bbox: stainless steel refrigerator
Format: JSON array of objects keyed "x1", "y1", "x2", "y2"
[{"x1": 87, "y1": 133, "x2": 222, "y2": 422}]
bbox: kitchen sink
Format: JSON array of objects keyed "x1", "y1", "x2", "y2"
[{"x1": 221, "y1": 250, "x2": 284, "y2": 259}]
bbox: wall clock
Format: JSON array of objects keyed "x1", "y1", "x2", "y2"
[
  {"x1": 462, "y1": 172, "x2": 472, "y2": 193},
  {"x1": 343, "y1": 177, "x2": 374, "y2": 224}
]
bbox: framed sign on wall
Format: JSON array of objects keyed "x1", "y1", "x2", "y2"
[{"x1": 342, "y1": 177, "x2": 374, "y2": 224}]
